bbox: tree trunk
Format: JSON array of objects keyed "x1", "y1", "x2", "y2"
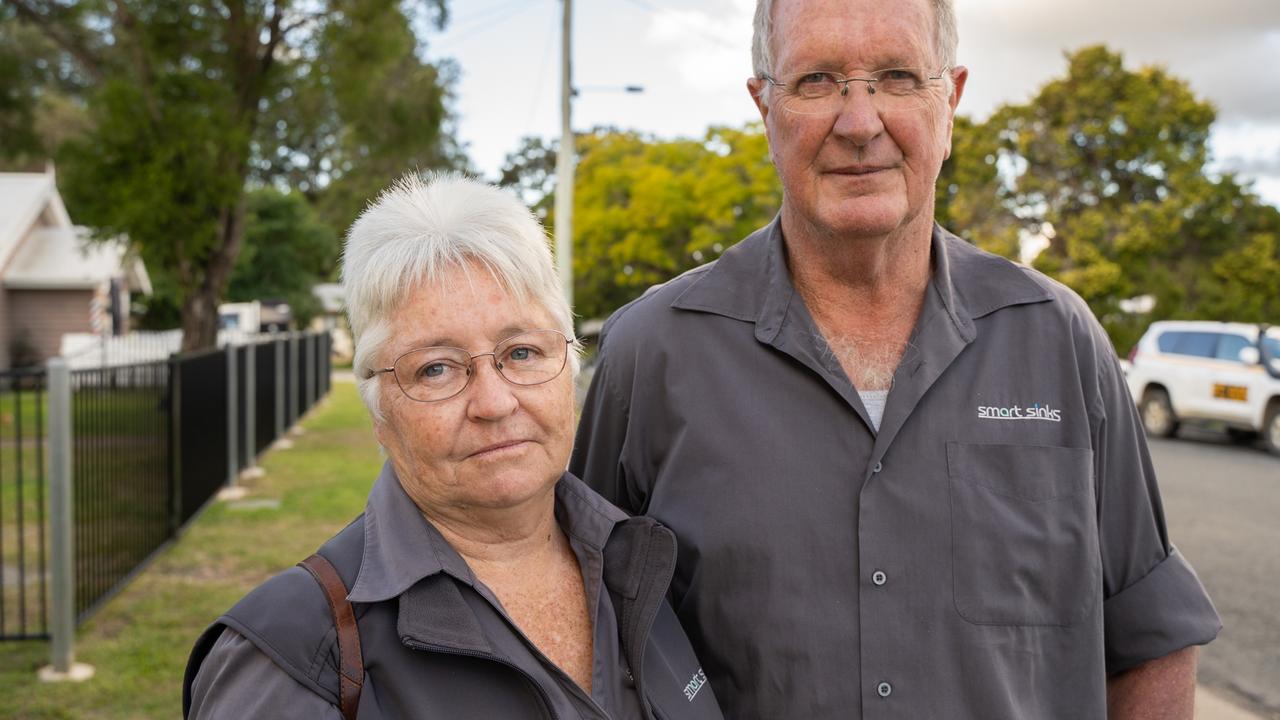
[
  {"x1": 179, "y1": 193, "x2": 250, "y2": 352},
  {"x1": 179, "y1": 288, "x2": 219, "y2": 352}
]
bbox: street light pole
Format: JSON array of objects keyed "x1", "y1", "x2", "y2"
[{"x1": 555, "y1": 0, "x2": 575, "y2": 312}]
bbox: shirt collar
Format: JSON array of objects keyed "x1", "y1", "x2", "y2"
[
  {"x1": 555, "y1": 472, "x2": 631, "y2": 552},
  {"x1": 669, "y1": 217, "x2": 1053, "y2": 335},
  {"x1": 670, "y1": 215, "x2": 794, "y2": 344},
  {"x1": 347, "y1": 462, "x2": 473, "y2": 603},
  {"x1": 347, "y1": 462, "x2": 627, "y2": 603},
  {"x1": 928, "y1": 223, "x2": 1054, "y2": 330}
]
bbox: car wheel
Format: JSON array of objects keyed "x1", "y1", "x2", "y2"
[
  {"x1": 1264, "y1": 404, "x2": 1280, "y2": 457},
  {"x1": 1139, "y1": 388, "x2": 1179, "y2": 438}
]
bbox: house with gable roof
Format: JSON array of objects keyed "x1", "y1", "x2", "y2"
[{"x1": 0, "y1": 168, "x2": 151, "y2": 369}]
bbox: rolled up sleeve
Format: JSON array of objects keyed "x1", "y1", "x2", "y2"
[
  {"x1": 1103, "y1": 546, "x2": 1222, "y2": 673},
  {"x1": 1089, "y1": 330, "x2": 1222, "y2": 674}
]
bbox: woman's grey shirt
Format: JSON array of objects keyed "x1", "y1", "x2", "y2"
[{"x1": 185, "y1": 464, "x2": 720, "y2": 720}]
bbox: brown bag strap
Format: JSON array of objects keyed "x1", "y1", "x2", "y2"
[{"x1": 299, "y1": 554, "x2": 363, "y2": 720}]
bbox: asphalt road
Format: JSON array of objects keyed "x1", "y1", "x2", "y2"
[{"x1": 1150, "y1": 429, "x2": 1280, "y2": 719}]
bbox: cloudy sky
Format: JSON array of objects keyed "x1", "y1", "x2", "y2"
[{"x1": 426, "y1": 0, "x2": 1280, "y2": 206}]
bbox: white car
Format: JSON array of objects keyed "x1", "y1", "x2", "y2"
[{"x1": 1125, "y1": 321, "x2": 1280, "y2": 455}]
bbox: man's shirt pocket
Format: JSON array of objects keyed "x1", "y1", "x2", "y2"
[{"x1": 946, "y1": 442, "x2": 1100, "y2": 627}]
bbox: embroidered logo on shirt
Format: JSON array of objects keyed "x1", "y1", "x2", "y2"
[
  {"x1": 683, "y1": 668, "x2": 708, "y2": 701},
  {"x1": 977, "y1": 403, "x2": 1062, "y2": 422}
]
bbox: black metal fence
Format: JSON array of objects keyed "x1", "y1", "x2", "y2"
[
  {"x1": 174, "y1": 348, "x2": 229, "y2": 526},
  {"x1": 0, "y1": 369, "x2": 48, "y2": 640},
  {"x1": 0, "y1": 330, "x2": 332, "y2": 641},
  {"x1": 171, "y1": 334, "x2": 332, "y2": 527},
  {"x1": 70, "y1": 361, "x2": 171, "y2": 622}
]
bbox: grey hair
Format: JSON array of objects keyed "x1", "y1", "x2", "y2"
[
  {"x1": 342, "y1": 171, "x2": 578, "y2": 420},
  {"x1": 751, "y1": 0, "x2": 959, "y2": 100}
]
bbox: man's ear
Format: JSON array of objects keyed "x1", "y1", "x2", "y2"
[
  {"x1": 941, "y1": 65, "x2": 969, "y2": 161},
  {"x1": 948, "y1": 65, "x2": 969, "y2": 115}
]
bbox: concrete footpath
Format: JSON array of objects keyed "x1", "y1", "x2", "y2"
[{"x1": 1200, "y1": 686, "x2": 1268, "y2": 720}]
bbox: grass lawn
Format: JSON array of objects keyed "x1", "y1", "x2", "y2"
[
  {"x1": 0, "y1": 389, "x2": 44, "y2": 442},
  {"x1": 0, "y1": 381, "x2": 382, "y2": 719}
]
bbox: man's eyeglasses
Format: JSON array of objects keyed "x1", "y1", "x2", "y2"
[
  {"x1": 761, "y1": 66, "x2": 951, "y2": 116},
  {"x1": 364, "y1": 330, "x2": 573, "y2": 403}
]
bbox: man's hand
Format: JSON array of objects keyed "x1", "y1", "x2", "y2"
[{"x1": 1106, "y1": 645, "x2": 1200, "y2": 719}]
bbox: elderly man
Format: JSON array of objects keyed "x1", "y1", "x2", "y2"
[{"x1": 571, "y1": 0, "x2": 1222, "y2": 717}]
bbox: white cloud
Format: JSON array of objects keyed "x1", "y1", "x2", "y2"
[
  {"x1": 956, "y1": 0, "x2": 1280, "y2": 206},
  {"x1": 956, "y1": 0, "x2": 1280, "y2": 123},
  {"x1": 648, "y1": 0, "x2": 753, "y2": 84}
]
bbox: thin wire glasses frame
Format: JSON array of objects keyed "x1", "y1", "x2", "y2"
[
  {"x1": 762, "y1": 66, "x2": 951, "y2": 114},
  {"x1": 365, "y1": 329, "x2": 574, "y2": 403}
]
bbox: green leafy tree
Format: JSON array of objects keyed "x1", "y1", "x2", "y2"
[
  {"x1": 0, "y1": 5, "x2": 91, "y2": 165},
  {"x1": 501, "y1": 125, "x2": 780, "y2": 321},
  {"x1": 2, "y1": 0, "x2": 459, "y2": 350},
  {"x1": 133, "y1": 188, "x2": 339, "y2": 329},
  {"x1": 938, "y1": 45, "x2": 1280, "y2": 351},
  {"x1": 497, "y1": 135, "x2": 558, "y2": 221},
  {"x1": 935, "y1": 114, "x2": 1019, "y2": 259},
  {"x1": 227, "y1": 188, "x2": 337, "y2": 326}
]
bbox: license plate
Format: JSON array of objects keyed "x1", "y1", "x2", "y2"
[{"x1": 1213, "y1": 384, "x2": 1248, "y2": 402}]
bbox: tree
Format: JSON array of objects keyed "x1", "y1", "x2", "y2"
[
  {"x1": 227, "y1": 188, "x2": 337, "y2": 326},
  {"x1": 497, "y1": 135, "x2": 558, "y2": 221},
  {"x1": 2, "y1": 0, "x2": 460, "y2": 350},
  {"x1": 129, "y1": 187, "x2": 339, "y2": 330},
  {"x1": 938, "y1": 45, "x2": 1280, "y2": 351},
  {"x1": 500, "y1": 125, "x2": 780, "y2": 321},
  {"x1": 0, "y1": 5, "x2": 91, "y2": 165}
]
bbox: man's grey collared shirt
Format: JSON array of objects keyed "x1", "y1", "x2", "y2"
[{"x1": 571, "y1": 219, "x2": 1221, "y2": 719}]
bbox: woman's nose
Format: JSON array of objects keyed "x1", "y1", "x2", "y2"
[{"x1": 465, "y1": 357, "x2": 519, "y2": 420}]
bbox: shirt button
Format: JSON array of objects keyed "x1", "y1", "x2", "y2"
[
  {"x1": 877, "y1": 681, "x2": 893, "y2": 698},
  {"x1": 872, "y1": 570, "x2": 887, "y2": 586},
  {"x1": 873, "y1": 461, "x2": 883, "y2": 473}
]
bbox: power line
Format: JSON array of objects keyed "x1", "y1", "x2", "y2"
[
  {"x1": 433, "y1": 0, "x2": 545, "y2": 52},
  {"x1": 526, "y1": 2, "x2": 561, "y2": 131},
  {"x1": 612, "y1": 0, "x2": 740, "y2": 51}
]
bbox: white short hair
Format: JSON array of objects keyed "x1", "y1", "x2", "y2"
[
  {"x1": 751, "y1": 0, "x2": 958, "y2": 101},
  {"x1": 341, "y1": 172, "x2": 578, "y2": 419}
]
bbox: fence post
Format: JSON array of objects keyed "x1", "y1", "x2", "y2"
[
  {"x1": 289, "y1": 333, "x2": 300, "y2": 427},
  {"x1": 305, "y1": 332, "x2": 316, "y2": 412},
  {"x1": 168, "y1": 354, "x2": 182, "y2": 535},
  {"x1": 224, "y1": 343, "x2": 239, "y2": 492},
  {"x1": 316, "y1": 333, "x2": 325, "y2": 394},
  {"x1": 274, "y1": 336, "x2": 285, "y2": 440},
  {"x1": 243, "y1": 341, "x2": 258, "y2": 475},
  {"x1": 40, "y1": 359, "x2": 93, "y2": 682}
]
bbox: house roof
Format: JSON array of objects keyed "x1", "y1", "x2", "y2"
[
  {"x1": 0, "y1": 170, "x2": 150, "y2": 293},
  {"x1": 3, "y1": 226, "x2": 151, "y2": 293},
  {"x1": 0, "y1": 172, "x2": 71, "y2": 272}
]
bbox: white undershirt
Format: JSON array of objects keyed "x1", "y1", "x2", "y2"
[{"x1": 859, "y1": 389, "x2": 890, "y2": 432}]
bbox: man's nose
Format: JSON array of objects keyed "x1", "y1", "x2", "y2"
[
  {"x1": 465, "y1": 356, "x2": 519, "y2": 420},
  {"x1": 831, "y1": 82, "x2": 884, "y2": 146}
]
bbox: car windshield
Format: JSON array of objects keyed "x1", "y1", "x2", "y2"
[{"x1": 1265, "y1": 336, "x2": 1280, "y2": 358}]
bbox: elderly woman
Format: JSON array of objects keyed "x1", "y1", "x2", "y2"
[{"x1": 183, "y1": 174, "x2": 722, "y2": 720}]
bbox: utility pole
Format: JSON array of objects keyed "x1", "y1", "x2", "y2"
[{"x1": 555, "y1": 0, "x2": 574, "y2": 311}]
